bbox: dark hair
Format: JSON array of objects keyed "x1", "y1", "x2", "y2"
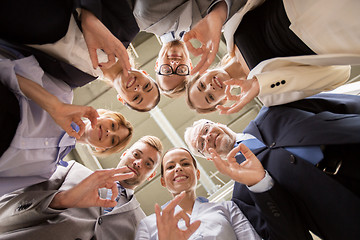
[{"x1": 161, "y1": 147, "x2": 198, "y2": 176}]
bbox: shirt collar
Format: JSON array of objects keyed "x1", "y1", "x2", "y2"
[{"x1": 235, "y1": 133, "x2": 256, "y2": 145}]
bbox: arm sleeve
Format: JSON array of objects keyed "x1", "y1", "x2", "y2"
[
  {"x1": 0, "y1": 188, "x2": 62, "y2": 233},
  {"x1": 247, "y1": 170, "x2": 274, "y2": 193},
  {"x1": 232, "y1": 181, "x2": 312, "y2": 240},
  {"x1": 282, "y1": 92, "x2": 360, "y2": 114},
  {"x1": 0, "y1": 162, "x2": 80, "y2": 233},
  {"x1": 227, "y1": 201, "x2": 262, "y2": 240},
  {"x1": 253, "y1": 64, "x2": 350, "y2": 107},
  {"x1": 75, "y1": 0, "x2": 139, "y2": 47},
  {"x1": 0, "y1": 55, "x2": 45, "y2": 96},
  {"x1": 134, "y1": 219, "x2": 153, "y2": 240}
]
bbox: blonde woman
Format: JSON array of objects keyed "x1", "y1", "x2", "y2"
[{"x1": 0, "y1": 49, "x2": 133, "y2": 196}]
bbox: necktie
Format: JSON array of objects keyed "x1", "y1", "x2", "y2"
[
  {"x1": 234, "y1": 138, "x2": 267, "y2": 164},
  {"x1": 235, "y1": 137, "x2": 323, "y2": 165},
  {"x1": 103, "y1": 183, "x2": 127, "y2": 214},
  {"x1": 285, "y1": 146, "x2": 323, "y2": 165}
]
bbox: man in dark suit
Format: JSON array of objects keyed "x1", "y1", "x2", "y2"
[{"x1": 184, "y1": 93, "x2": 360, "y2": 240}]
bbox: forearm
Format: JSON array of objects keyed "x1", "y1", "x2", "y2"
[
  {"x1": 16, "y1": 74, "x2": 62, "y2": 116},
  {"x1": 208, "y1": 1, "x2": 228, "y2": 26},
  {"x1": 0, "y1": 190, "x2": 60, "y2": 232}
]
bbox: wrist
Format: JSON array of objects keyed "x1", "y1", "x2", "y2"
[
  {"x1": 252, "y1": 76, "x2": 260, "y2": 95},
  {"x1": 210, "y1": 1, "x2": 227, "y2": 25},
  {"x1": 44, "y1": 96, "x2": 63, "y2": 117},
  {"x1": 49, "y1": 191, "x2": 67, "y2": 209}
]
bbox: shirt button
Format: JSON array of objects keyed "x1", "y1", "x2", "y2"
[
  {"x1": 45, "y1": 141, "x2": 49, "y2": 146},
  {"x1": 290, "y1": 155, "x2": 296, "y2": 164},
  {"x1": 269, "y1": 142, "x2": 276, "y2": 148},
  {"x1": 98, "y1": 217, "x2": 103, "y2": 225}
]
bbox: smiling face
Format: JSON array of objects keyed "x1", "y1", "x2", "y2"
[
  {"x1": 156, "y1": 40, "x2": 192, "y2": 92},
  {"x1": 114, "y1": 69, "x2": 160, "y2": 111},
  {"x1": 82, "y1": 115, "x2": 130, "y2": 151},
  {"x1": 161, "y1": 148, "x2": 200, "y2": 195},
  {"x1": 116, "y1": 141, "x2": 161, "y2": 189},
  {"x1": 188, "y1": 69, "x2": 230, "y2": 111},
  {"x1": 186, "y1": 120, "x2": 236, "y2": 159}
]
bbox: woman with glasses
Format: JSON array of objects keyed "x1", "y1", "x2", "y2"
[{"x1": 135, "y1": 147, "x2": 261, "y2": 240}]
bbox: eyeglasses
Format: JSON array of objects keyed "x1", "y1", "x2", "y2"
[
  {"x1": 196, "y1": 122, "x2": 213, "y2": 156},
  {"x1": 157, "y1": 64, "x2": 190, "y2": 76}
]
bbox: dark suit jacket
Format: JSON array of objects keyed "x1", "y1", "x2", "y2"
[
  {"x1": 0, "y1": 0, "x2": 139, "y2": 88},
  {"x1": 0, "y1": 0, "x2": 139, "y2": 48},
  {"x1": 232, "y1": 93, "x2": 360, "y2": 240}
]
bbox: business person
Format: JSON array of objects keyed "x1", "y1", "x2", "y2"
[
  {"x1": 0, "y1": 136, "x2": 163, "y2": 240},
  {"x1": 184, "y1": 93, "x2": 360, "y2": 239},
  {"x1": 135, "y1": 147, "x2": 260, "y2": 240},
  {"x1": 0, "y1": 42, "x2": 133, "y2": 195}
]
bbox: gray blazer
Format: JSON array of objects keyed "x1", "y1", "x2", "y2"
[
  {"x1": 0, "y1": 161, "x2": 146, "y2": 240},
  {"x1": 133, "y1": 0, "x2": 246, "y2": 37}
]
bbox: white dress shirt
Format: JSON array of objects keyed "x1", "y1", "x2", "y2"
[
  {"x1": 28, "y1": 15, "x2": 106, "y2": 79},
  {"x1": 135, "y1": 196, "x2": 261, "y2": 240},
  {"x1": 0, "y1": 54, "x2": 76, "y2": 196}
]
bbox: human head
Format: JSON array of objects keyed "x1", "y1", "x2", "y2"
[
  {"x1": 186, "y1": 69, "x2": 230, "y2": 113},
  {"x1": 184, "y1": 119, "x2": 236, "y2": 159},
  {"x1": 117, "y1": 135, "x2": 163, "y2": 189},
  {"x1": 155, "y1": 40, "x2": 192, "y2": 98},
  {"x1": 79, "y1": 109, "x2": 133, "y2": 156},
  {"x1": 160, "y1": 147, "x2": 200, "y2": 196},
  {"x1": 113, "y1": 68, "x2": 161, "y2": 112}
]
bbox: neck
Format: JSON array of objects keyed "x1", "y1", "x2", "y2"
[
  {"x1": 223, "y1": 57, "x2": 247, "y2": 80},
  {"x1": 119, "y1": 180, "x2": 136, "y2": 190},
  {"x1": 101, "y1": 61, "x2": 123, "y2": 83},
  {"x1": 76, "y1": 133, "x2": 87, "y2": 144},
  {"x1": 173, "y1": 190, "x2": 196, "y2": 214}
]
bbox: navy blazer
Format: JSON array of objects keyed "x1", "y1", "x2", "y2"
[{"x1": 232, "y1": 93, "x2": 360, "y2": 240}]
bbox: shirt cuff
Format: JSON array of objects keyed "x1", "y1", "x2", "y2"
[{"x1": 247, "y1": 170, "x2": 274, "y2": 193}]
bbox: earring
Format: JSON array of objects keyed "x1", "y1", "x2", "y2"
[{"x1": 117, "y1": 94, "x2": 124, "y2": 104}]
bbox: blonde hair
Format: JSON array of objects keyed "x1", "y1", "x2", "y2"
[
  {"x1": 186, "y1": 74, "x2": 227, "y2": 114},
  {"x1": 138, "y1": 135, "x2": 163, "y2": 155},
  {"x1": 93, "y1": 109, "x2": 133, "y2": 157},
  {"x1": 159, "y1": 77, "x2": 188, "y2": 98}
]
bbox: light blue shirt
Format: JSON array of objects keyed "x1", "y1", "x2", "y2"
[
  {"x1": 0, "y1": 54, "x2": 75, "y2": 195},
  {"x1": 236, "y1": 133, "x2": 274, "y2": 193},
  {"x1": 135, "y1": 197, "x2": 261, "y2": 240}
]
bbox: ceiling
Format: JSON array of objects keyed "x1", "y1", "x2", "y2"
[{"x1": 65, "y1": 32, "x2": 360, "y2": 215}]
